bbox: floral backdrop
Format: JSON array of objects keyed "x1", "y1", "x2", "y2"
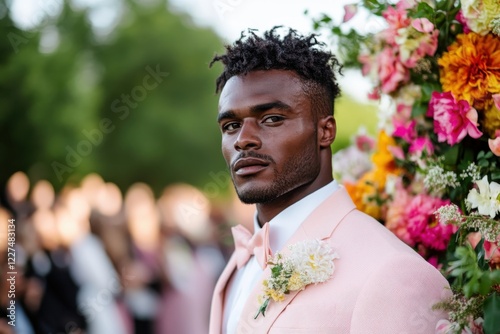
[{"x1": 316, "y1": 0, "x2": 500, "y2": 332}]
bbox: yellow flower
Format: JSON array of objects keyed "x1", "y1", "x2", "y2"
[
  {"x1": 439, "y1": 33, "x2": 500, "y2": 111},
  {"x1": 287, "y1": 272, "x2": 304, "y2": 291},
  {"x1": 372, "y1": 131, "x2": 400, "y2": 172},
  {"x1": 482, "y1": 103, "x2": 500, "y2": 137}
]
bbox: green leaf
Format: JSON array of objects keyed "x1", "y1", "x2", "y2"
[
  {"x1": 474, "y1": 238, "x2": 488, "y2": 271},
  {"x1": 411, "y1": 103, "x2": 428, "y2": 117},
  {"x1": 483, "y1": 293, "x2": 500, "y2": 334},
  {"x1": 254, "y1": 298, "x2": 270, "y2": 319},
  {"x1": 478, "y1": 274, "x2": 491, "y2": 295},
  {"x1": 443, "y1": 145, "x2": 459, "y2": 166},
  {"x1": 411, "y1": 2, "x2": 435, "y2": 19}
]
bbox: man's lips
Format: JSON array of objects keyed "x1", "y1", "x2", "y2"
[{"x1": 233, "y1": 157, "x2": 269, "y2": 176}]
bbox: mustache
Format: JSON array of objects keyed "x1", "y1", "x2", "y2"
[{"x1": 230, "y1": 151, "x2": 275, "y2": 169}]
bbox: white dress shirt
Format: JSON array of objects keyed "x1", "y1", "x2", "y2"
[{"x1": 223, "y1": 180, "x2": 339, "y2": 334}]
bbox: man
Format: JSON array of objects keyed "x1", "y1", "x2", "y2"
[{"x1": 209, "y1": 27, "x2": 450, "y2": 334}]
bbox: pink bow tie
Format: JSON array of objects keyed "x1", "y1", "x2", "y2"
[{"x1": 231, "y1": 223, "x2": 272, "y2": 270}]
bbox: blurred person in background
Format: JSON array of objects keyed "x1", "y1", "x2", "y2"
[
  {"x1": 155, "y1": 183, "x2": 225, "y2": 334},
  {"x1": 1, "y1": 170, "x2": 233, "y2": 333}
]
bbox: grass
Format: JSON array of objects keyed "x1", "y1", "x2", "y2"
[{"x1": 331, "y1": 94, "x2": 379, "y2": 153}]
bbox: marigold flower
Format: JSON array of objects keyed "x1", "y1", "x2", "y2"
[
  {"x1": 438, "y1": 33, "x2": 500, "y2": 111},
  {"x1": 482, "y1": 102, "x2": 500, "y2": 137}
]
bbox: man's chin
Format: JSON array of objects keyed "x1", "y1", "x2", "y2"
[{"x1": 235, "y1": 187, "x2": 275, "y2": 204}]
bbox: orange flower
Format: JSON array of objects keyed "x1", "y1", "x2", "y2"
[
  {"x1": 372, "y1": 131, "x2": 401, "y2": 174},
  {"x1": 345, "y1": 131, "x2": 403, "y2": 221},
  {"x1": 438, "y1": 33, "x2": 500, "y2": 110}
]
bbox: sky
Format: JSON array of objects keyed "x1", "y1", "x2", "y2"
[{"x1": 9, "y1": 0, "x2": 375, "y2": 100}]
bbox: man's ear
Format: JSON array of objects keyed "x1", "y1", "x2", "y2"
[{"x1": 318, "y1": 116, "x2": 336, "y2": 148}]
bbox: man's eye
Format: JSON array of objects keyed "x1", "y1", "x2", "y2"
[
  {"x1": 262, "y1": 115, "x2": 284, "y2": 123},
  {"x1": 223, "y1": 122, "x2": 240, "y2": 131}
]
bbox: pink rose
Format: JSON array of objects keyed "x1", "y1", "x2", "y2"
[
  {"x1": 427, "y1": 91, "x2": 483, "y2": 145},
  {"x1": 378, "y1": 47, "x2": 409, "y2": 93}
]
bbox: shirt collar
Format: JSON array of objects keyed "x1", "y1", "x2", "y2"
[{"x1": 253, "y1": 180, "x2": 339, "y2": 253}]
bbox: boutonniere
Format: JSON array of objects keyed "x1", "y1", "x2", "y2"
[{"x1": 254, "y1": 239, "x2": 339, "y2": 319}]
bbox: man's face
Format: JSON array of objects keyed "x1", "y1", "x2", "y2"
[{"x1": 217, "y1": 70, "x2": 321, "y2": 204}]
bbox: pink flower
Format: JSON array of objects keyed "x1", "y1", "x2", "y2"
[
  {"x1": 472, "y1": 231, "x2": 500, "y2": 270},
  {"x1": 358, "y1": 53, "x2": 373, "y2": 77},
  {"x1": 412, "y1": 18, "x2": 434, "y2": 33},
  {"x1": 386, "y1": 182, "x2": 415, "y2": 246},
  {"x1": 382, "y1": 1, "x2": 412, "y2": 44},
  {"x1": 403, "y1": 18, "x2": 439, "y2": 67},
  {"x1": 427, "y1": 91, "x2": 483, "y2": 146},
  {"x1": 488, "y1": 130, "x2": 500, "y2": 157},
  {"x1": 355, "y1": 134, "x2": 375, "y2": 152},
  {"x1": 343, "y1": 4, "x2": 358, "y2": 23},
  {"x1": 456, "y1": 10, "x2": 472, "y2": 34},
  {"x1": 406, "y1": 194, "x2": 457, "y2": 251},
  {"x1": 367, "y1": 88, "x2": 380, "y2": 100},
  {"x1": 378, "y1": 47, "x2": 410, "y2": 93},
  {"x1": 435, "y1": 319, "x2": 454, "y2": 333},
  {"x1": 409, "y1": 136, "x2": 434, "y2": 156},
  {"x1": 393, "y1": 119, "x2": 416, "y2": 143},
  {"x1": 388, "y1": 145, "x2": 405, "y2": 160},
  {"x1": 396, "y1": 103, "x2": 412, "y2": 122}
]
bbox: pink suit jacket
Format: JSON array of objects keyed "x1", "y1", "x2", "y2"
[{"x1": 209, "y1": 187, "x2": 451, "y2": 333}]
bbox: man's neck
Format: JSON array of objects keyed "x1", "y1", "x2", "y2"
[{"x1": 255, "y1": 176, "x2": 333, "y2": 226}]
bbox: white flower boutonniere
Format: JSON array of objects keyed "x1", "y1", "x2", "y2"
[{"x1": 255, "y1": 239, "x2": 339, "y2": 319}]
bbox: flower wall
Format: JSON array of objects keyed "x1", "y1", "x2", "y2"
[{"x1": 315, "y1": 0, "x2": 500, "y2": 332}]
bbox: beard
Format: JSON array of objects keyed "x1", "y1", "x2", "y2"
[{"x1": 232, "y1": 141, "x2": 320, "y2": 204}]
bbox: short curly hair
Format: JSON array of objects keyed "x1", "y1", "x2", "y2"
[{"x1": 210, "y1": 27, "x2": 342, "y2": 117}]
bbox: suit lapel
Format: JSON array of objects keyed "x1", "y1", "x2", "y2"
[
  {"x1": 236, "y1": 187, "x2": 356, "y2": 333},
  {"x1": 209, "y1": 254, "x2": 238, "y2": 334}
]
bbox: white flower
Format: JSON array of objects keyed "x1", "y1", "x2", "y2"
[
  {"x1": 461, "y1": 0, "x2": 500, "y2": 35},
  {"x1": 466, "y1": 176, "x2": 500, "y2": 218},
  {"x1": 332, "y1": 145, "x2": 373, "y2": 184},
  {"x1": 288, "y1": 239, "x2": 339, "y2": 285},
  {"x1": 255, "y1": 239, "x2": 339, "y2": 319}
]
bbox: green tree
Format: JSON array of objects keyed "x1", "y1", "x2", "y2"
[{"x1": 1, "y1": 0, "x2": 229, "y2": 196}]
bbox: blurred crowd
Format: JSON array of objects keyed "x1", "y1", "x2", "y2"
[{"x1": 0, "y1": 172, "x2": 254, "y2": 334}]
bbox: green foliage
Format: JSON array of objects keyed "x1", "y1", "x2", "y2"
[
  {"x1": 484, "y1": 293, "x2": 500, "y2": 334},
  {"x1": 1, "y1": 0, "x2": 228, "y2": 195},
  {"x1": 447, "y1": 241, "x2": 500, "y2": 298}
]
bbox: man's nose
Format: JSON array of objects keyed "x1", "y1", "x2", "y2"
[{"x1": 234, "y1": 120, "x2": 261, "y2": 151}]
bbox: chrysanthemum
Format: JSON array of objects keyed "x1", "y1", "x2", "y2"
[{"x1": 438, "y1": 33, "x2": 500, "y2": 111}]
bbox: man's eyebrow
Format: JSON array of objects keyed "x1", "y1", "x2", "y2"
[
  {"x1": 217, "y1": 101, "x2": 292, "y2": 123},
  {"x1": 217, "y1": 110, "x2": 235, "y2": 123},
  {"x1": 249, "y1": 101, "x2": 292, "y2": 113}
]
